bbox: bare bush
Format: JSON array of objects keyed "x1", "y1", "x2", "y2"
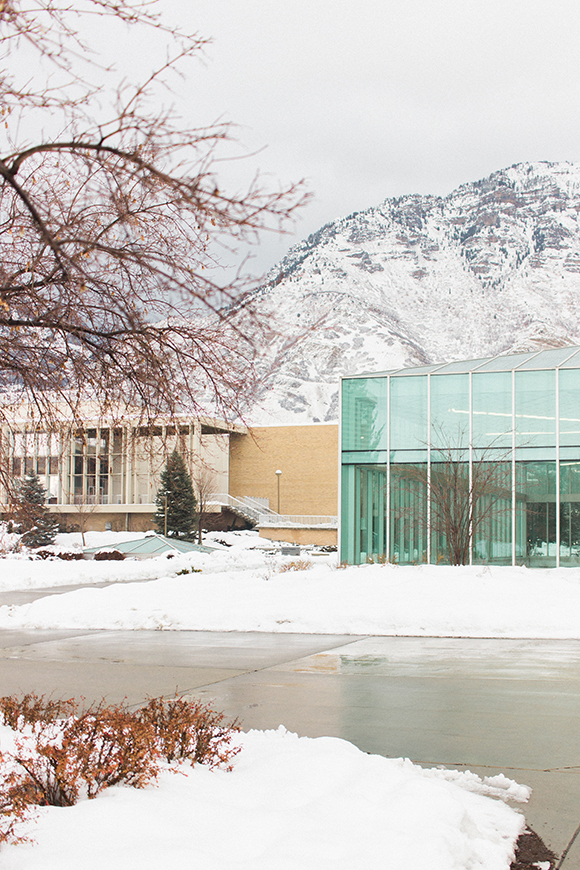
[
  {"x1": 0, "y1": 692, "x2": 243, "y2": 843},
  {"x1": 138, "y1": 696, "x2": 241, "y2": 770},
  {"x1": 277, "y1": 558, "x2": 312, "y2": 573},
  {"x1": 0, "y1": 693, "x2": 76, "y2": 729},
  {"x1": 93, "y1": 549, "x2": 125, "y2": 561}
]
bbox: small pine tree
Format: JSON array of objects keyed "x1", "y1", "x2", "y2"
[
  {"x1": 13, "y1": 472, "x2": 59, "y2": 548},
  {"x1": 154, "y1": 451, "x2": 198, "y2": 539}
]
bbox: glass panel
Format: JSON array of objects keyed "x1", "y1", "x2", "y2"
[
  {"x1": 515, "y1": 460, "x2": 557, "y2": 567},
  {"x1": 559, "y1": 461, "x2": 580, "y2": 566},
  {"x1": 342, "y1": 451, "x2": 389, "y2": 465},
  {"x1": 517, "y1": 346, "x2": 579, "y2": 369},
  {"x1": 472, "y1": 371, "x2": 512, "y2": 448},
  {"x1": 357, "y1": 466, "x2": 388, "y2": 562},
  {"x1": 340, "y1": 465, "x2": 388, "y2": 564},
  {"x1": 432, "y1": 357, "x2": 489, "y2": 374},
  {"x1": 391, "y1": 363, "x2": 445, "y2": 375},
  {"x1": 36, "y1": 456, "x2": 46, "y2": 475},
  {"x1": 340, "y1": 465, "x2": 356, "y2": 564},
  {"x1": 560, "y1": 350, "x2": 580, "y2": 368},
  {"x1": 389, "y1": 376, "x2": 427, "y2": 450},
  {"x1": 390, "y1": 464, "x2": 427, "y2": 564},
  {"x1": 341, "y1": 377, "x2": 388, "y2": 451},
  {"x1": 389, "y1": 450, "x2": 428, "y2": 464},
  {"x1": 476, "y1": 352, "x2": 537, "y2": 372},
  {"x1": 559, "y1": 368, "x2": 580, "y2": 447},
  {"x1": 113, "y1": 429, "x2": 123, "y2": 453},
  {"x1": 472, "y1": 462, "x2": 512, "y2": 565},
  {"x1": 430, "y1": 460, "x2": 470, "y2": 564},
  {"x1": 430, "y1": 374, "x2": 469, "y2": 448},
  {"x1": 515, "y1": 370, "x2": 556, "y2": 448}
]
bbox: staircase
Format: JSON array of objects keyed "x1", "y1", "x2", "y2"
[{"x1": 210, "y1": 494, "x2": 280, "y2": 526}]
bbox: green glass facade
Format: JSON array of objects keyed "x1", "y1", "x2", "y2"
[{"x1": 340, "y1": 346, "x2": 580, "y2": 567}]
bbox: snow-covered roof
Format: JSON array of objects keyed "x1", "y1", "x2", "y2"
[{"x1": 349, "y1": 345, "x2": 580, "y2": 379}]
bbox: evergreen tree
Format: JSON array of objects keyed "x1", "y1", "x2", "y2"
[
  {"x1": 14, "y1": 472, "x2": 59, "y2": 548},
  {"x1": 154, "y1": 452, "x2": 198, "y2": 540}
]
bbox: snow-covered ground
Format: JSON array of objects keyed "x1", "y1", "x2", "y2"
[
  {"x1": 0, "y1": 725, "x2": 528, "y2": 870},
  {"x1": 1, "y1": 530, "x2": 580, "y2": 638},
  {"x1": 0, "y1": 530, "x2": 551, "y2": 867}
]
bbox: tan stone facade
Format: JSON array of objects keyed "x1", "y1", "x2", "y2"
[
  {"x1": 229, "y1": 424, "x2": 338, "y2": 517},
  {"x1": 258, "y1": 526, "x2": 337, "y2": 546}
]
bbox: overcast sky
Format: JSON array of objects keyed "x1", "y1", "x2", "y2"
[{"x1": 145, "y1": 0, "x2": 580, "y2": 276}]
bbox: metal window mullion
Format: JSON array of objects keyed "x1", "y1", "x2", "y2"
[
  {"x1": 338, "y1": 380, "x2": 343, "y2": 562},
  {"x1": 386, "y1": 376, "x2": 390, "y2": 561},
  {"x1": 96, "y1": 425, "x2": 101, "y2": 505},
  {"x1": 512, "y1": 369, "x2": 516, "y2": 566},
  {"x1": 556, "y1": 367, "x2": 560, "y2": 567},
  {"x1": 469, "y1": 370, "x2": 473, "y2": 565},
  {"x1": 427, "y1": 373, "x2": 431, "y2": 563}
]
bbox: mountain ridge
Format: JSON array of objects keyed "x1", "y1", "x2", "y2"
[{"x1": 244, "y1": 161, "x2": 580, "y2": 425}]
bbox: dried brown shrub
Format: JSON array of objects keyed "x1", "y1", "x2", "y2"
[
  {"x1": 93, "y1": 550, "x2": 125, "y2": 561},
  {"x1": 0, "y1": 693, "x2": 242, "y2": 844},
  {"x1": 0, "y1": 693, "x2": 76, "y2": 730},
  {"x1": 138, "y1": 696, "x2": 241, "y2": 770},
  {"x1": 61, "y1": 702, "x2": 159, "y2": 798},
  {"x1": 277, "y1": 559, "x2": 313, "y2": 573}
]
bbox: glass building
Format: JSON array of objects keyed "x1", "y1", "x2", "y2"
[{"x1": 340, "y1": 346, "x2": 580, "y2": 568}]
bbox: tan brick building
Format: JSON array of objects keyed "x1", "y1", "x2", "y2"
[
  {"x1": 1, "y1": 416, "x2": 339, "y2": 544},
  {"x1": 229, "y1": 424, "x2": 338, "y2": 516}
]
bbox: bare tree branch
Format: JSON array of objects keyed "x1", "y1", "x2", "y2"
[{"x1": 0, "y1": 0, "x2": 310, "y2": 451}]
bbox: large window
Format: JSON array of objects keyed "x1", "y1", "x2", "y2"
[
  {"x1": 472, "y1": 371, "x2": 512, "y2": 448},
  {"x1": 390, "y1": 376, "x2": 427, "y2": 450},
  {"x1": 390, "y1": 464, "x2": 427, "y2": 564},
  {"x1": 515, "y1": 370, "x2": 556, "y2": 448},
  {"x1": 342, "y1": 378, "x2": 388, "y2": 452},
  {"x1": 430, "y1": 374, "x2": 469, "y2": 448},
  {"x1": 515, "y1": 461, "x2": 557, "y2": 567},
  {"x1": 559, "y1": 369, "x2": 580, "y2": 448}
]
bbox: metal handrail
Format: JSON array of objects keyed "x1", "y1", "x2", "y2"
[{"x1": 259, "y1": 514, "x2": 338, "y2": 527}]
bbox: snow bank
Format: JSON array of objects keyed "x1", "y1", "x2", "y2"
[
  {"x1": 2, "y1": 555, "x2": 580, "y2": 637},
  {"x1": 0, "y1": 727, "x2": 526, "y2": 870},
  {"x1": 2, "y1": 531, "x2": 580, "y2": 637}
]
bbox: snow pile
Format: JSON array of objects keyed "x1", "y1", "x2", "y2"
[
  {"x1": 0, "y1": 727, "x2": 526, "y2": 870},
  {"x1": 2, "y1": 545, "x2": 580, "y2": 636}
]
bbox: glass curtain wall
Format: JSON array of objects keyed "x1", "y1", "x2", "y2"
[{"x1": 341, "y1": 356, "x2": 580, "y2": 567}]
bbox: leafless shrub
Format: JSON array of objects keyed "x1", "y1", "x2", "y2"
[
  {"x1": 277, "y1": 558, "x2": 312, "y2": 573},
  {"x1": 0, "y1": 692, "x2": 243, "y2": 843},
  {"x1": 0, "y1": 693, "x2": 76, "y2": 729},
  {"x1": 138, "y1": 696, "x2": 241, "y2": 770},
  {"x1": 93, "y1": 549, "x2": 125, "y2": 561}
]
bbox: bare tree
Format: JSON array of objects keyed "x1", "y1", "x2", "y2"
[
  {"x1": 68, "y1": 498, "x2": 102, "y2": 548},
  {"x1": 0, "y1": 1, "x2": 307, "y2": 443},
  {"x1": 392, "y1": 438, "x2": 513, "y2": 566},
  {"x1": 193, "y1": 465, "x2": 218, "y2": 545}
]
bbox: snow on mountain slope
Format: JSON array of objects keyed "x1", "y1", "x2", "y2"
[{"x1": 244, "y1": 161, "x2": 580, "y2": 424}]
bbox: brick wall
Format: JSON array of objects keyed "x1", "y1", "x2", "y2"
[{"x1": 229, "y1": 425, "x2": 338, "y2": 517}]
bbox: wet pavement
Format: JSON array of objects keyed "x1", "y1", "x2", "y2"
[{"x1": 0, "y1": 624, "x2": 579, "y2": 864}]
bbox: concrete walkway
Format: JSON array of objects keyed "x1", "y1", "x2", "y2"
[{"x1": 0, "y1": 622, "x2": 578, "y2": 865}]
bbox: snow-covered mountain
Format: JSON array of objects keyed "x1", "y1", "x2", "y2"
[{"x1": 245, "y1": 161, "x2": 580, "y2": 425}]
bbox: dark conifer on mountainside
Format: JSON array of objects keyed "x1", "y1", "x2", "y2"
[
  {"x1": 154, "y1": 452, "x2": 198, "y2": 540},
  {"x1": 13, "y1": 472, "x2": 59, "y2": 548}
]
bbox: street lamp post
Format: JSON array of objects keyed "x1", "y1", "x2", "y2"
[
  {"x1": 275, "y1": 469, "x2": 282, "y2": 514},
  {"x1": 164, "y1": 491, "x2": 169, "y2": 537}
]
